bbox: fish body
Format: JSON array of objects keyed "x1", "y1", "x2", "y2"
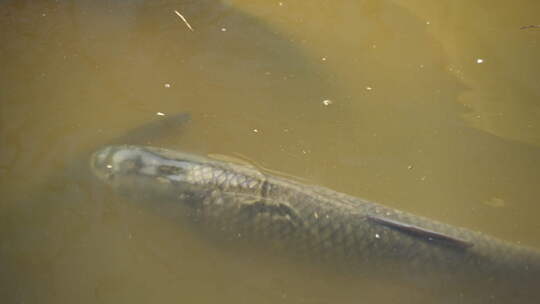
[{"x1": 91, "y1": 145, "x2": 540, "y2": 302}]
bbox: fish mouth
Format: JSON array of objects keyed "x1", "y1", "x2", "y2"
[{"x1": 90, "y1": 146, "x2": 115, "y2": 182}]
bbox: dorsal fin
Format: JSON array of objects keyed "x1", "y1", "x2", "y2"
[
  {"x1": 367, "y1": 215, "x2": 473, "y2": 249},
  {"x1": 207, "y1": 153, "x2": 256, "y2": 167},
  {"x1": 208, "y1": 152, "x2": 311, "y2": 184}
]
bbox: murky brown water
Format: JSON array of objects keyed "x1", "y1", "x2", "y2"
[{"x1": 1, "y1": 0, "x2": 539, "y2": 303}]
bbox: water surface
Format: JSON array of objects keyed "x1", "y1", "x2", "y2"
[{"x1": 1, "y1": 0, "x2": 539, "y2": 303}]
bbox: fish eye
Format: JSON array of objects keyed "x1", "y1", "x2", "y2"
[{"x1": 120, "y1": 157, "x2": 142, "y2": 173}]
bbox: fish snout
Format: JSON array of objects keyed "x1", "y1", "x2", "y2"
[{"x1": 90, "y1": 146, "x2": 116, "y2": 182}]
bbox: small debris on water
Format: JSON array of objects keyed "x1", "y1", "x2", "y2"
[
  {"x1": 174, "y1": 10, "x2": 194, "y2": 31},
  {"x1": 314, "y1": 212, "x2": 319, "y2": 219},
  {"x1": 407, "y1": 165, "x2": 413, "y2": 170},
  {"x1": 321, "y1": 57, "x2": 327, "y2": 61},
  {"x1": 520, "y1": 25, "x2": 540, "y2": 30},
  {"x1": 156, "y1": 112, "x2": 166, "y2": 116},
  {"x1": 483, "y1": 197, "x2": 506, "y2": 208},
  {"x1": 476, "y1": 58, "x2": 484, "y2": 64},
  {"x1": 221, "y1": 27, "x2": 227, "y2": 32},
  {"x1": 426, "y1": 21, "x2": 431, "y2": 25},
  {"x1": 375, "y1": 233, "x2": 381, "y2": 239},
  {"x1": 365, "y1": 86, "x2": 373, "y2": 91},
  {"x1": 278, "y1": 2, "x2": 284, "y2": 6},
  {"x1": 252, "y1": 129, "x2": 259, "y2": 133},
  {"x1": 106, "y1": 164, "x2": 113, "y2": 169},
  {"x1": 164, "y1": 83, "x2": 171, "y2": 88},
  {"x1": 322, "y1": 99, "x2": 333, "y2": 106}
]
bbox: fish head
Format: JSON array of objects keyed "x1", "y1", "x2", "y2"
[
  {"x1": 90, "y1": 145, "x2": 264, "y2": 211},
  {"x1": 90, "y1": 145, "x2": 212, "y2": 207}
]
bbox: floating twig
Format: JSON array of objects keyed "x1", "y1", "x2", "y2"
[
  {"x1": 520, "y1": 25, "x2": 540, "y2": 30},
  {"x1": 174, "y1": 10, "x2": 194, "y2": 31}
]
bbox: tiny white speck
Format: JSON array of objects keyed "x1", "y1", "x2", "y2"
[
  {"x1": 106, "y1": 164, "x2": 113, "y2": 169},
  {"x1": 365, "y1": 86, "x2": 373, "y2": 91},
  {"x1": 42, "y1": 13, "x2": 47, "y2": 17},
  {"x1": 253, "y1": 129, "x2": 259, "y2": 133},
  {"x1": 426, "y1": 21, "x2": 430, "y2": 25},
  {"x1": 164, "y1": 83, "x2": 171, "y2": 88},
  {"x1": 407, "y1": 165, "x2": 413, "y2": 170},
  {"x1": 476, "y1": 58, "x2": 484, "y2": 64},
  {"x1": 314, "y1": 212, "x2": 319, "y2": 219},
  {"x1": 221, "y1": 27, "x2": 227, "y2": 32},
  {"x1": 375, "y1": 233, "x2": 380, "y2": 239},
  {"x1": 419, "y1": 64, "x2": 424, "y2": 68},
  {"x1": 156, "y1": 112, "x2": 166, "y2": 116},
  {"x1": 322, "y1": 99, "x2": 332, "y2": 106},
  {"x1": 278, "y1": 2, "x2": 283, "y2": 6},
  {"x1": 321, "y1": 57, "x2": 327, "y2": 61}
]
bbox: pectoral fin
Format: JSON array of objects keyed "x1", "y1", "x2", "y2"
[
  {"x1": 367, "y1": 215, "x2": 473, "y2": 249},
  {"x1": 110, "y1": 113, "x2": 191, "y2": 145},
  {"x1": 240, "y1": 199, "x2": 302, "y2": 226}
]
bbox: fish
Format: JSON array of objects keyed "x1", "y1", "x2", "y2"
[{"x1": 90, "y1": 144, "x2": 540, "y2": 303}]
